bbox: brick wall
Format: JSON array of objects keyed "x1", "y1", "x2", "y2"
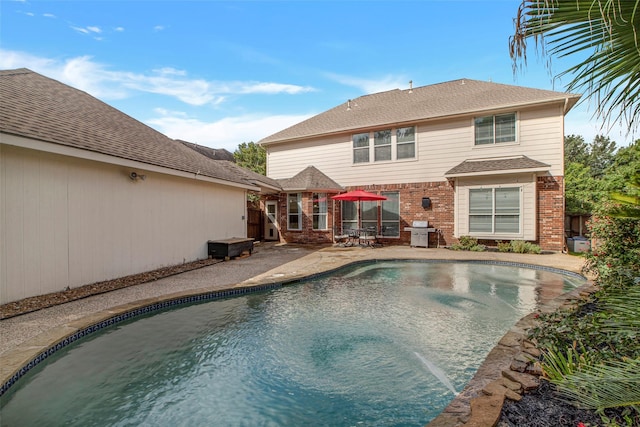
[
  {"x1": 266, "y1": 175, "x2": 565, "y2": 251},
  {"x1": 536, "y1": 175, "x2": 565, "y2": 252}
]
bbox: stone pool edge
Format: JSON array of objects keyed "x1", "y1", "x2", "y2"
[{"x1": 426, "y1": 280, "x2": 597, "y2": 427}]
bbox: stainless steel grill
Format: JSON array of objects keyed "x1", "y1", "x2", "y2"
[{"x1": 404, "y1": 221, "x2": 436, "y2": 248}]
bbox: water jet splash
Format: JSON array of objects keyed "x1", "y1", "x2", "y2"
[{"x1": 414, "y1": 352, "x2": 458, "y2": 396}]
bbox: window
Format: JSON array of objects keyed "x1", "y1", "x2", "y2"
[
  {"x1": 341, "y1": 201, "x2": 358, "y2": 231},
  {"x1": 469, "y1": 187, "x2": 520, "y2": 234},
  {"x1": 381, "y1": 191, "x2": 400, "y2": 237},
  {"x1": 396, "y1": 127, "x2": 415, "y2": 159},
  {"x1": 361, "y1": 200, "x2": 378, "y2": 231},
  {"x1": 474, "y1": 113, "x2": 516, "y2": 145},
  {"x1": 374, "y1": 129, "x2": 392, "y2": 162},
  {"x1": 352, "y1": 127, "x2": 416, "y2": 164},
  {"x1": 287, "y1": 193, "x2": 302, "y2": 230},
  {"x1": 312, "y1": 193, "x2": 327, "y2": 230},
  {"x1": 353, "y1": 133, "x2": 370, "y2": 163}
]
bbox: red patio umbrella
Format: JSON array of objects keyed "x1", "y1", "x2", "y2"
[
  {"x1": 331, "y1": 190, "x2": 387, "y2": 234},
  {"x1": 331, "y1": 189, "x2": 387, "y2": 202}
]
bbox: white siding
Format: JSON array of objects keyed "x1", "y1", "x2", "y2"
[
  {"x1": 0, "y1": 144, "x2": 246, "y2": 304},
  {"x1": 265, "y1": 104, "x2": 565, "y2": 185}
]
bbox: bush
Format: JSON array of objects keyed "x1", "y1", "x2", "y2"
[
  {"x1": 529, "y1": 206, "x2": 640, "y2": 424},
  {"x1": 497, "y1": 240, "x2": 512, "y2": 252},
  {"x1": 495, "y1": 240, "x2": 541, "y2": 254},
  {"x1": 511, "y1": 240, "x2": 541, "y2": 254},
  {"x1": 450, "y1": 236, "x2": 486, "y2": 251}
]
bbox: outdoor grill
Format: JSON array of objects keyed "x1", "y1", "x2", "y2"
[{"x1": 404, "y1": 220, "x2": 436, "y2": 248}]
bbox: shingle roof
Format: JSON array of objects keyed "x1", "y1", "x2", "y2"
[
  {"x1": 445, "y1": 156, "x2": 550, "y2": 177},
  {"x1": 277, "y1": 166, "x2": 344, "y2": 191},
  {"x1": 260, "y1": 79, "x2": 580, "y2": 144},
  {"x1": 0, "y1": 68, "x2": 257, "y2": 188},
  {"x1": 177, "y1": 140, "x2": 236, "y2": 161}
]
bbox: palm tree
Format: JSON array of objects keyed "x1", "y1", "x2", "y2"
[{"x1": 510, "y1": 0, "x2": 640, "y2": 134}]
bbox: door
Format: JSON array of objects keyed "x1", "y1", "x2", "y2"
[{"x1": 265, "y1": 200, "x2": 279, "y2": 241}]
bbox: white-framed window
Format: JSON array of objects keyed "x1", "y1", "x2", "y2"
[
  {"x1": 381, "y1": 191, "x2": 400, "y2": 237},
  {"x1": 353, "y1": 133, "x2": 370, "y2": 163},
  {"x1": 312, "y1": 193, "x2": 327, "y2": 230},
  {"x1": 374, "y1": 129, "x2": 392, "y2": 162},
  {"x1": 396, "y1": 127, "x2": 415, "y2": 159},
  {"x1": 361, "y1": 200, "x2": 378, "y2": 231},
  {"x1": 469, "y1": 187, "x2": 521, "y2": 234},
  {"x1": 287, "y1": 193, "x2": 302, "y2": 230},
  {"x1": 474, "y1": 113, "x2": 516, "y2": 145},
  {"x1": 341, "y1": 201, "x2": 358, "y2": 231},
  {"x1": 352, "y1": 126, "x2": 416, "y2": 164}
]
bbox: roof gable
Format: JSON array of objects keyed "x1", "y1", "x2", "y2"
[
  {"x1": 260, "y1": 79, "x2": 580, "y2": 144},
  {"x1": 277, "y1": 166, "x2": 344, "y2": 192},
  {"x1": 0, "y1": 68, "x2": 254, "y2": 188}
]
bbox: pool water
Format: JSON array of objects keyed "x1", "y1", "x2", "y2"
[{"x1": 0, "y1": 261, "x2": 584, "y2": 426}]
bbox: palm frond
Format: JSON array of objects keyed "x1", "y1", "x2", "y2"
[
  {"x1": 551, "y1": 359, "x2": 640, "y2": 411},
  {"x1": 511, "y1": 0, "x2": 640, "y2": 135}
]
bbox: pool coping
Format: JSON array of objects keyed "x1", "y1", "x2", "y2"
[{"x1": 0, "y1": 247, "x2": 590, "y2": 419}]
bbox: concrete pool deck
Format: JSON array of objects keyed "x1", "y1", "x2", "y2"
[{"x1": 0, "y1": 242, "x2": 590, "y2": 421}]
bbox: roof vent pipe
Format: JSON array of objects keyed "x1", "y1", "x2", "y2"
[
  {"x1": 347, "y1": 99, "x2": 351, "y2": 110},
  {"x1": 409, "y1": 80, "x2": 413, "y2": 93}
]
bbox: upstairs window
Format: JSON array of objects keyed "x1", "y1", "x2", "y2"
[
  {"x1": 474, "y1": 113, "x2": 516, "y2": 145},
  {"x1": 396, "y1": 127, "x2": 415, "y2": 159},
  {"x1": 353, "y1": 133, "x2": 370, "y2": 163},
  {"x1": 374, "y1": 129, "x2": 392, "y2": 161},
  {"x1": 352, "y1": 126, "x2": 416, "y2": 164}
]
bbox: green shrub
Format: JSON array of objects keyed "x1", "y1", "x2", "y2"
[
  {"x1": 511, "y1": 240, "x2": 541, "y2": 254},
  {"x1": 450, "y1": 236, "x2": 486, "y2": 251},
  {"x1": 496, "y1": 240, "x2": 512, "y2": 252}
]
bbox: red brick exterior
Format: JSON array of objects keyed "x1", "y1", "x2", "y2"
[
  {"x1": 264, "y1": 175, "x2": 565, "y2": 252},
  {"x1": 536, "y1": 175, "x2": 565, "y2": 252}
]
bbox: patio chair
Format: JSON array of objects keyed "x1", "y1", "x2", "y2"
[
  {"x1": 360, "y1": 226, "x2": 379, "y2": 247},
  {"x1": 334, "y1": 227, "x2": 349, "y2": 245}
]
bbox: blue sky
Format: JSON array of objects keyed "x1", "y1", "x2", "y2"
[{"x1": 1, "y1": 0, "x2": 633, "y2": 152}]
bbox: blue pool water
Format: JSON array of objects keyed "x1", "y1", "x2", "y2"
[{"x1": 0, "y1": 261, "x2": 584, "y2": 426}]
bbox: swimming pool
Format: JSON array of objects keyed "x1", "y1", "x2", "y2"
[{"x1": 0, "y1": 261, "x2": 584, "y2": 426}]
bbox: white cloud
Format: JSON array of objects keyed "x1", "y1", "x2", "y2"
[
  {"x1": 324, "y1": 72, "x2": 409, "y2": 94},
  {"x1": 71, "y1": 25, "x2": 102, "y2": 35},
  {"x1": 43, "y1": 13, "x2": 56, "y2": 18},
  {"x1": 239, "y1": 82, "x2": 314, "y2": 95},
  {"x1": 153, "y1": 67, "x2": 186, "y2": 76},
  {"x1": 154, "y1": 25, "x2": 165, "y2": 32},
  {"x1": 114, "y1": 27, "x2": 125, "y2": 32},
  {"x1": 0, "y1": 49, "x2": 317, "y2": 106},
  {"x1": 146, "y1": 111, "x2": 313, "y2": 151}
]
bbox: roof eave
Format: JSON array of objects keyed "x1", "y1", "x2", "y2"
[{"x1": 444, "y1": 167, "x2": 550, "y2": 178}]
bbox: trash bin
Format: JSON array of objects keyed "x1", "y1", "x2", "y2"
[{"x1": 568, "y1": 236, "x2": 591, "y2": 253}]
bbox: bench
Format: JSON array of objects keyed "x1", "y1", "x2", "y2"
[{"x1": 207, "y1": 238, "x2": 254, "y2": 259}]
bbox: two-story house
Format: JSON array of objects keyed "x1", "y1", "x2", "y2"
[{"x1": 259, "y1": 79, "x2": 580, "y2": 251}]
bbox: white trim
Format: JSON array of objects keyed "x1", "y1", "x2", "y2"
[{"x1": 287, "y1": 192, "x2": 302, "y2": 231}]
